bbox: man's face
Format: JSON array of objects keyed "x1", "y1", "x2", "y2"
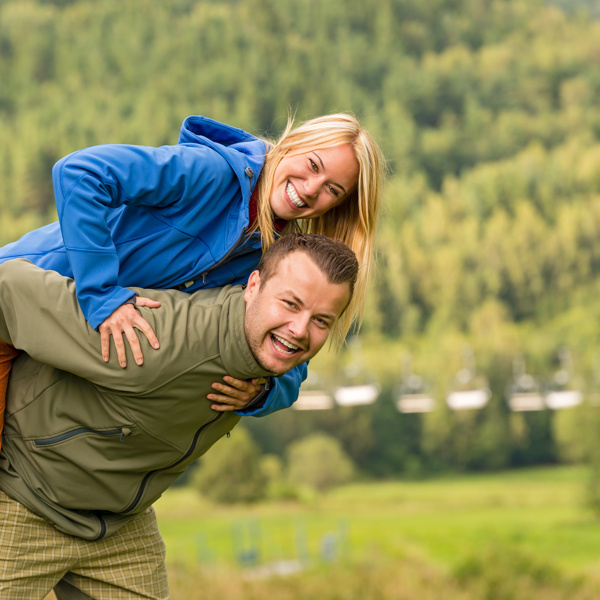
[{"x1": 244, "y1": 251, "x2": 351, "y2": 375}]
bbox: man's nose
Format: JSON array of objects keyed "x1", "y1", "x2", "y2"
[{"x1": 288, "y1": 313, "x2": 310, "y2": 340}]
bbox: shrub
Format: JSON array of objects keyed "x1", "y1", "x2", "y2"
[
  {"x1": 286, "y1": 432, "x2": 355, "y2": 492},
  {"x1": 193, "y1": 427, "x2": 266, "y2": 503}
]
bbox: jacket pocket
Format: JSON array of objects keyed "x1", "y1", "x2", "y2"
[{"x1": 34, "y1": 426, "x2": 133, "y2": 446}]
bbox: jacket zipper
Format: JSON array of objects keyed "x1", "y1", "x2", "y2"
[
  {"x1": 93, "y1": 513, "x2": 108, "y2": 541},
  {"x1": 120, "y1": 412, "x2": 224, "y2": 514},
  {"x1": 189, "y1": 228, "x2": 260, "y2": 288},
  {"x1": 204, "y1": 228, "x2": 250, "y2": 278},
  {"x1": 34, "y1": 427, "x2": 131, "y2": 446},
  {"x1": 203, "y1": 240, "x2": 260, "y2": 284}
]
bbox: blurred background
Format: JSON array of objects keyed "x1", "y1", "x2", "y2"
[{"x1": 5, "y1": 0, "x2": 600, "y2": 597}]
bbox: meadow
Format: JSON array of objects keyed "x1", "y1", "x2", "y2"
[
  {"x1": 152, "y1": 465, "x2": 600, "y2": 599},
  {"x1": 43, "y1": 465, "x2": 600, "y2": 599}
]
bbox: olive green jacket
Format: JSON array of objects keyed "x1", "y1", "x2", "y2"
[{"x1": 0, "y1": 259, "x2": 270, "y2": 540}]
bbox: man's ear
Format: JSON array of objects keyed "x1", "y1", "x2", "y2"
[{"x1": 243, "y1": 270, "x2": 261, "y2": 303}]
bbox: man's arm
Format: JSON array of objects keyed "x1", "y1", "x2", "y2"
[{"x1": 0, "y1": 259, "x2": 176, "y2": 392}]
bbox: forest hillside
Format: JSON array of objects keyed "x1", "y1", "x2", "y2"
[{"x1": 3, "y1": 0, "x2": 600, "y2": 474}]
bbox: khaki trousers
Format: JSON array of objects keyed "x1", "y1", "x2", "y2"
[{"x1": 0, "y1": 491, "x2": 169, "y2": 599}]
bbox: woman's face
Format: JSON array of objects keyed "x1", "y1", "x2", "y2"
[{"x1": 269, "y1": 143, "x2": 359, "y2": 221}]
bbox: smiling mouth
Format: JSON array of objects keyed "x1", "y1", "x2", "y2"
[
  {"x1": 270, "y1": 333, "x2": 302, "y2": 356},
  {"x1": 286, "y1": 182, "x2": 307, "y2": 209}
]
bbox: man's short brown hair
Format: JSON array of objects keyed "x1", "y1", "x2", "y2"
[{"x1": 257, "y1": 233, "x2": 359, "y2": 308}]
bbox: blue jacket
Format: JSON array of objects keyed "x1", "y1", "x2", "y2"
[{"x1": 0, "y1": 115, "x2": 307, "y2": 417}]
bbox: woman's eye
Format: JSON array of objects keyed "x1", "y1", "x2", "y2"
[
  {"x1": 309, "y1": 159, "x2": 318, "y2": 172},
  {"x1": 328, "y1": 185, "x2": 340, "y2": 198}
]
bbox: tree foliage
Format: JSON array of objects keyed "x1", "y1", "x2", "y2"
[
  {"x1": 192, "y1": 427, "x2": 266, "y2": 503},
  {"x1": 286, "y1": 432, "x2": 355, "y2": 492},
  {"x1": 4, "y1": 0, "x2": 600, "y2": 476}
]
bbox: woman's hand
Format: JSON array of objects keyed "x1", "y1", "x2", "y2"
[
  {"x1": 208, "y1": 376, "x2": 266, "y2": 411},
  {"x1": 99, "y1": 297, "x2": 161, "y2": 367}
]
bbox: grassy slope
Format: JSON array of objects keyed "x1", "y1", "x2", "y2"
[{"x1": 155, "y1": 465, "x2": 600, "y2": 573}]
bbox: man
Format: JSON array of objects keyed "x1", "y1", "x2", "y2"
[{"x1": 0, "y1": 233, "x2": 358, "y2": 599}]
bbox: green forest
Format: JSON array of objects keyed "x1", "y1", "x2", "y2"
[{"x1": 3, "y1": 0, "x2": 600, "y2": 481}]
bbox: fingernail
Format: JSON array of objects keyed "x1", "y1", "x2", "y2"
[
  {"x1": 120, "y1": 362, "x2": 126, "y2": 368},
  {"x1": 207, "y1": 395, "x2": 214, "y2": 400},
  {"x1": 153, "y1": 343, "x2": 159, "y2": 349},
  {"x1": 136, "y1": 359, "x2": 143, "y2": 365},
  {"x1": 103, "y1": 356, "x2": 108, "y2": 362}
]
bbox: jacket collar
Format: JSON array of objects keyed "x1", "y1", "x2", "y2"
[
  {"x1": 179, "y1": 116, "x2": 267, "y2": 208},
  {"x1": 218, "y1": 287, "x2": 273, "y2": 380}
]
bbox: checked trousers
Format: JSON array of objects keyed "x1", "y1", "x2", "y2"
[{"x1": 0, "y1": 491, "x2": 169, "y2": 599}]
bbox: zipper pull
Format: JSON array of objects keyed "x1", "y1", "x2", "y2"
[
  {"x1": 227, "y1": 432, "x2": 231, "y2": 438},
  {"x1": 120, "y1": 427, "x2": 132, "y2": 442}
]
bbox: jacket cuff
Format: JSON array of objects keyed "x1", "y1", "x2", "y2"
[
  {"x1": 123, "y1": 293, "x2": 138, "y2": 306},
  {"x1": 85, "y1": 288, "x2": 138, "y2": 330},
  {"x1": 236, "y1": 378, "x2": 273, "y2": 415}
]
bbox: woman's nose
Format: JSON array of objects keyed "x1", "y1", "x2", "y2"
[{"x1": 303, "y1": 176, "x2": 323, "y2": 199}]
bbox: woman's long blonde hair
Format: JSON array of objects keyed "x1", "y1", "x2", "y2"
[{"x1": 253, "y1": 113, "x2": 386, "y2": 345}]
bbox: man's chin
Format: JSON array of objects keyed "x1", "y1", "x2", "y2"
[{"x1": 255, "y1": 354, "x2": 303, "y2": 376}]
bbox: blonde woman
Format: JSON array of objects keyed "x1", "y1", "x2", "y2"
[{"x1": 0, "y1": 113, "x2": 385, "y2": 440}]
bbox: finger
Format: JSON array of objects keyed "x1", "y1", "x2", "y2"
[
  {"x1": 136, "y1": 296, "x2": 161, "y2": 308},
  {"x1": 222, "y1": 376, "x2": 255, "y2": 392},
  {"x1": 207, "y1": 390, "x2": 250, "y2": 409},
  {"x1": 207, "y1": 393, "x2": 238, "y2": 406},
  {"x1": 100, "y1": 329, "x2": 111, "y2": 362},
  {"x1": 210, "y1": 403, "x2": 237, "y2": 412},
  {"x1": 211, "y1": 382, "x2": 248, "y2": 401},
  {"x1": 112, "y1": 330, "x2": 128, "y2": 368},
  {"x1": 133, "y1": 316, "x2": 160, "y2": 350},
  {"x1": 123, "y1": 326, "x2": 144, "y2": 366},
  {"x1": 222, "y1": 376, "x2": 263, "y2": 397}
]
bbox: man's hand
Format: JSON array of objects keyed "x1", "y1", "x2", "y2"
[
  {"x1": 99, "y1": 297, "x2": 161, "y2": 368},
  {"x1": 208, "y1": 376, "x2": 266, "y2": 411}
]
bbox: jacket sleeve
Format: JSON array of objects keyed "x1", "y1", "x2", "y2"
[
  {"x1": 0, "y1": 259, "x2": 186, "y2": 393},
  {"x1": 237, "y1": 362, "x2": 308, "y2": 417},
  {"x1": 52, "y1": 143, "x2": 233, "y2": 330}
]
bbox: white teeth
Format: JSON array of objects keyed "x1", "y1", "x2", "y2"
[
  {"x1": 272, "y1": 334, "x2": 299, "y2": 353},
  {"x1": 286, "y1": 182, "x2": 306, "y2": 208}
]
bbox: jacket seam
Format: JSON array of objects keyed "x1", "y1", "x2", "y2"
[{"x1": 92, "y1": 351, "x2": 223, "y2": 396}]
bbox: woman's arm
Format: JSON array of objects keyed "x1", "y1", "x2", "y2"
[
  {"x1": 206, "y1": 361, "x2": 308, "y2": 416},
  {"x1": 53, "y1": 143, "x2": 234, "y2": 365},
  {"x1": 241, "y1": 364, "x2": 308, "y2": 416},
  {"x1": 53, "y1": 143, "x2": 232, "y2": 330}
]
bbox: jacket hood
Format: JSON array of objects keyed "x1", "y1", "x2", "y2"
[{"x1": 179, "y1": 116, "x2": 268, "y2": 205}]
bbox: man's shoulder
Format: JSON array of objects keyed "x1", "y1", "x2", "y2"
[{"x1": 131, "y1": 284, "x2": 244, "y2": 311}]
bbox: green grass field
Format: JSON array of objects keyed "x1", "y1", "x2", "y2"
[
  {"x1": 44, "y1": 466, "x2": 600, "y2": 599},
  {"x1": 155, "y1": 465, "x2": 600, "y2": 575}
]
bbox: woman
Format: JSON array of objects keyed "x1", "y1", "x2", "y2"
[{"x1": 0, "y1": 112, "x2": 385, "y2": 444}]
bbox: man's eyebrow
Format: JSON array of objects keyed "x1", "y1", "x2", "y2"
[
  {"x1": 313, "y1": 152, "x2": 348, "y2": 195},
  {"x1": 288, "y1": 292, "x2": 304, "y2": 306}
]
